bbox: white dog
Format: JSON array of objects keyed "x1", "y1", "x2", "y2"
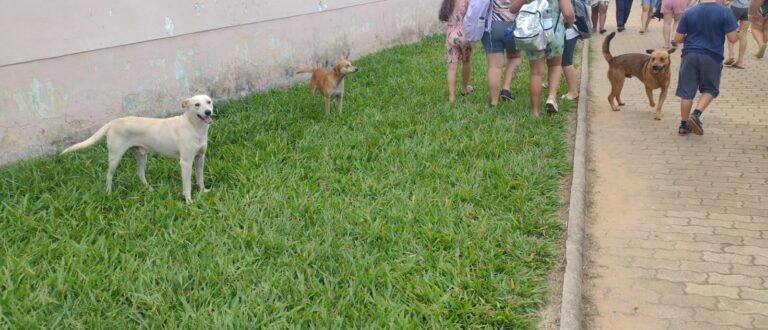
[{"x1": 61, "y1": 94, "x2": 214, "y2": 203}]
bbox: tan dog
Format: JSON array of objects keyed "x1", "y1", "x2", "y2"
[
  {"x1": 61, "y1": 95, "x2": 214, "y2": 203},
  {"x1": 603, "y1": 32, "x2": 676, "y2": 120},
  {"x1": 296, "y1": 60, "x2": 359, "y2": 115}
]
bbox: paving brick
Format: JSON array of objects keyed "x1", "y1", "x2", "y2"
[
  {"x1": 660, "y1": 294, "x2": 719, "y2": 309},
  {"x1": 656, "y1": 269, "x2": 708, "y2": 283},
  {"x1": 718, "y1": 297, "x2": 768, "y2": 314},
  {"x1": 701, "y1": 252, "x2": 753, "y2": 266},
  {"x1": 724, "y1": 245, "x2": 768, "y2": 257},
  {"x1": 692, "y1": 308, "x2": 755, "y2": 328},
  {"x1": 715, "y1": 227, "x2": 763, "y2": 239},
  {"x1": 740, "y1": 288, "x2": 768, "y2": 303},
  {"x1": 731, "y1": 264, "x2": 768, "y2": 278},
  {"x1": 694, "y1": 234, "x2": 743, "y2": 245},
  {"x1": 675, "y1": 241, "x2": 725, "y2": 253},
  {"x1": 636, "y1": 304, "x2": 694, "y2": 320},
  {"x1": 685, "y1": 283, "x2": 740, "y2": 299},
  {"x1": 654, "y1": 249, "x2": 703, "y2": 262},
  {"x1": 754, "y1": 315, "x2": 768, "y2": 328},
  {"x1": 681, "y1": 261, "x2": 731, "y2": 274},
  {"x1": 707, "y1": 273, "x2": 764, "y2": 290}
]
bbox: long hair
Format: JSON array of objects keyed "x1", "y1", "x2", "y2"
[{"x1": 438, "y1": 0, "x2": 455, "y2": 22}]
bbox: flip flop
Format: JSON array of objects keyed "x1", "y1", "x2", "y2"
[
  {"x1": 671, "y1": 41, "x2": 678, "y2": 47},
  {"x1": 460, "y1": 85, "x2": 475, "y2": 96},
  {"x1": 730, "y1": 64, "x2": 745, "y2": 69},
  {"x1": 723, "y1": 58, "x2": 735, "y2": 66}
]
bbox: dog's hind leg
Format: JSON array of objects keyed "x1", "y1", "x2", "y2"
[
  {"x1": 608, "y1": 79, "x2": 625, "y2": 111},
  {"x1": 131, "y1": 147, "x2": 153, "y2": 191},
  {"x1": 194, "y1": 154, "x2": 210, "y2": 193},
  {"x1": 106, "y1": 145, "x2": 129, "y2": 193}
]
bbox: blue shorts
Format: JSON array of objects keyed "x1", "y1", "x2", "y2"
[
  {"x1": 481, "y1": 21, "x2": 519, "y2": 55},
  {"x1": 676, "y1": 53, "x2": 723, "y2": 100},
  {"x1": 641, "y1": 0, "x2": 658, "y2": 6},
  {"x1": 562, "y1": 37, "x2": 578, "y2": 66}
]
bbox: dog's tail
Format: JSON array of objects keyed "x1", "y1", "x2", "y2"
[
  {"x1": 61, "y1": 122, "x2": 112, "y2": 154},
  {"x1": 295, "y1": 68, "x2": 315, "y2": 74},
  {"x1": 603, "y1": 32, "x2": 617, "y2": 63}
]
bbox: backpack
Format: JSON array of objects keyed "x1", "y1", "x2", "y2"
[
  {"x1": 572, "y1": 0, "x2": 592, "y2": 39},
  {"x1": 463, "y1": 0, "x2": 492, "y2": 42},
  {"x1": 513, "y1": 0, "x2": 558, "y2": 51},
  {"x1": 653, "y1": 0, "x2": 663, "y2": 20}
]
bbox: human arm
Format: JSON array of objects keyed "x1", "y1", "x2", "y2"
[
  {"x1": 561, "y1": 0, "x2": 576, "y2": 27},
  {"x1": 673, "y1": 33, "x2": 685, "y2": 44},
  {"x1": 509, "y1": 0, "x2": 527, "y2": 14},
  {"x1": 726, "y1": 30, "x2": 739, "y2": 43}
]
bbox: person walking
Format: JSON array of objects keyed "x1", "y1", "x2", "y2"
[
  {"x1": 592, "y1": 0, "x2": 610, "y2": 34},
  {"x1": 440, "y1": 0, "x2": 475, "y2": 103},
  {"x1": 725, "y1": 0, "x2": 751, "y2": 68},
  {"x1": 662, "y1": 0, "x2": 687, "y2": 48},
  {"x1": 479, "y1": 0, "x2": 523, "y2": 107},
  {"x1": 674, "y1": 0, "x2": 738, "y2": 135},
  {"x1": 616, "y1": 0, "x2": 634, "y2": 31},
  {"x1": 509, "y1": 0, "x2": 576, "y2": 116},
  {"x1": 749, "y1": 0, "x2": 768, "y2": 58}
]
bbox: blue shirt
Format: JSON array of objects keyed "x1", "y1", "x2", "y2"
[{"x1": 676, "y1": 3, "x2": 738, "y2": 62}]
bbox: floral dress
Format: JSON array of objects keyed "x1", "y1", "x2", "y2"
[{"x1": 445, "y1": 0, "x2": 473, "y2": 63}]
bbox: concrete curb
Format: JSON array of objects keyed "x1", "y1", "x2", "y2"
[{"x1": 559, "y1": 39, "x2": 590, "y2": 330}]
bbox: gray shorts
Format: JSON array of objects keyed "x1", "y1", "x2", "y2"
[
  {"x1": 481, "y1": 21, "x2": 519, "y2": 55},
  {"x1": 731, "y1": 6, "x2": 748, "y2": 21},
  {"x1": 676, "y1": 52, "x2": 723, "y2": 100}
]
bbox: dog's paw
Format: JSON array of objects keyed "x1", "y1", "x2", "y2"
[
  {"x1": 654, "y1": 116, "x2": 661, "y2": 121},
  {"x1": 611, "y1": 107, "x2": 621, "y2": 112},
  {"x1": 649, "y1": 102, "x2": 656, "y2": 107},
  {"x1": 202, "y1": 188, "x2": 211, "y2": 193},
  {"x1": 148, "y1": 186, "x2": 155, "y2": 192},
  {"x1": 618, "y1": 102, "x2": 626, "y2": 106}
]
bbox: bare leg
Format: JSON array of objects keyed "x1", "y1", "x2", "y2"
[
  {"x1": 592, "y1": 5, "x2": 600, "y2": 31},
  {"x1": 695, "y1": 93, "x2": 715, "y2": 112},
  {"x1": 546, "y1": 56, "x2": 563, "y2": 101},
  {"x1": 461, "y1": 57, "x2": 472, "y2": 94},
  {"x1": 502, "y1": 53, "x2": 521, "y2": 91},
  {"x1": 131, "y1": 147, "x2": 153, "y2": 191},
  {"x1": 563, "y1": 65, "x2": 579, "y2": 98},
  {"x1": 529, "y1": 57, "x2": 546, "y2": 116},
  {"x1": 447, "y1": 61, "x2": 459, "y2": 102},
  {"x1": 487, "y1": 53, "x2": 505, "y2": 106},
  {"x1": 640, "y1": 4, "x2": 650, "y2": 32},
  {"x1": 735, "y1": 20, "x2": 749, "y2": 66},
  {"x1": 680, "y1": 98, "x2": 693, "y2": 120},
  {"x1": 194, "y1": 154, "x2": 210, "y2": 193},
  {"x1": 663, "y1": 13, "x2": 674, "y2": 48},
  {"x1": 599, "y1": 3, "x2": 608, "y2": 31}
]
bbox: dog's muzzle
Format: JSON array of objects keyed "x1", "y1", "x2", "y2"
[
  {"x1": 652, "y1": 65, "x2": 665, "y2": 73},
  {"x1": 197, "y1": 112, "x2": 213, "y2": 125}
]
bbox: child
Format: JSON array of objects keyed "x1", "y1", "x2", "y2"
[
  {"x1": 673, "y1": 0, "x2": 739, "y2": 135},
  {"x1": 440, "y1": 0, "x2": 474, "y2": 103}
]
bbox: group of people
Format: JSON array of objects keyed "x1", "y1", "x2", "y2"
[
  {"x1": 440, "y1": 0, "x2": 576, "y2": 116},
  {"x1": 439, "y1": 0, "x2": 767, "y2": 136}
]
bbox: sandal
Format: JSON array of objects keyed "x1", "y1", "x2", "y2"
[
  {"x1": 561, "y1": 94, "x2": 579, "y2": 101},
  {"x1": 460, "y1": 85, "x2": 475, "y2": 96},
  {"x1": 723, "y1": 58, "x2": 735, "y2": 66},
  {"x1": 730, "y1": 64, "x2": 745, "y2": 69}
]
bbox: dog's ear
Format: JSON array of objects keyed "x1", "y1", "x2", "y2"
[
  {"x1": 645, "y1": 49, "x2": 655, "y2": 54},
  {"x1": 667, "y1": 47, "x2": 677, "y2": 54},
  {"x1": 181, "y1": 98, "x2": 190, "y2": 109}
]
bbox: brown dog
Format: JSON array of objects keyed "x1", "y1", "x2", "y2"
[
  {"x1": 296, "y1": 60, "x2": 359, "y2": 115},
  {"x1": 603, "y1": 32, "x2": 675, "y2": 120}
]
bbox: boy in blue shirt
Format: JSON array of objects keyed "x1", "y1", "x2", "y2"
[{"x1": 674, "y1": 0, "x2": 739, "y2": 135}]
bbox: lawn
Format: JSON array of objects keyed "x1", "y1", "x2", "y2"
[{"x1": 0, "y1": 34, "x2": 573, "y2": 328}]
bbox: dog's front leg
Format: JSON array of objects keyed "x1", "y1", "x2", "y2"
[
  {"x1": 337, "y1": 96, "x2": 343, "y2": 113},
  {"x1": 194, "y1": 154, "x2": 210, "y2": 193},
  {"x1": 655, "y1": 86, "x2": 669, "y2": 121},
  {"x1": 325, "y1": 96, "x2": 331, "y2": 115},
  {"x1": 645, "y1": 87, "x2": 656, "y2": 108},
  {"x1": 180, "y1": 158, "x2": 193, "y2": 203}
]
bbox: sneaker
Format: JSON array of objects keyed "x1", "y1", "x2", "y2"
[
  {"x1": 678, "y1": 121, "x2": 691, "y2": 135},
  {"x1": 687, "y1": 112, "x2": 704, "y2": 135},
  {"x1": 618, "y1": 26, "x2": 626, "y2": 32},
  {"x1": 545, "y1": 99, "x2": 558, "y2": 114},
  {"x1": 500, "y1": 89, "x2": 514, "y2": 101}
]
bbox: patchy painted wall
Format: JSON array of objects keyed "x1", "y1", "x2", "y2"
[{"x1": 0, "y1": 0, "x2": 442, "y2": 165}]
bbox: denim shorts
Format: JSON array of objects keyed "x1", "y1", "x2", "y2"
[
  {"x1": 481, "y1": 21, "x2": 519, "y2": 54},
  {"x1": 676, "y1": 53, "x2": 723, "y2": 99},
  {"x1": 562, "y1": 37, "x2": 578, "y2": 66}
]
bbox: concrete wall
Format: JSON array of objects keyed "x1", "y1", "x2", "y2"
[{"x1": 0, "y1": 0, "x2": 442, "y2": 165}]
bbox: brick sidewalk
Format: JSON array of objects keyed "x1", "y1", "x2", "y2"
[{"x1": 583, "y1": 4, "x2": 768, "y2": 330}]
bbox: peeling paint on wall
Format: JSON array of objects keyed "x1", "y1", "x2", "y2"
[
  {"x1": 10, "y1": 79, "x2": 69, "y2": 121},
  {"x1": 164, "y1": 17, "x2": 175, "y2": 36},
  {"x1": 269, "y1": 37, "x2": 296, "y2": 67}
]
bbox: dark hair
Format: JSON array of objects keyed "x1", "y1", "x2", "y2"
[{"x1": 438, "y1": 0, "x2": 455, "y2": 22}]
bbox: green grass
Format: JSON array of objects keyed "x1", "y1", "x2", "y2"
[{"x1": 0, "y1": 34, "x2": 574, "y2": 328}]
